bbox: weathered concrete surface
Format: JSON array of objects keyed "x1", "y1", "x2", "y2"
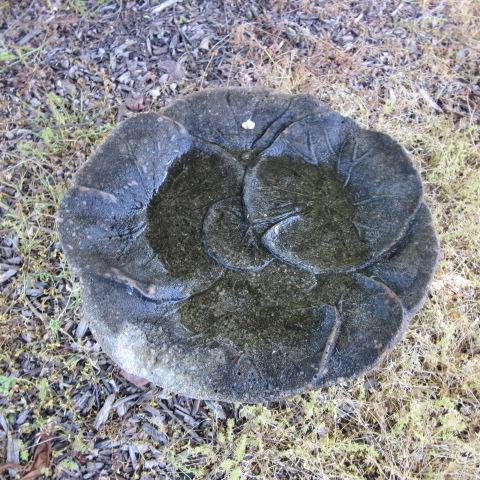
[{"x1": 58, "y1": 87, "x2": 439, "y2": 402}]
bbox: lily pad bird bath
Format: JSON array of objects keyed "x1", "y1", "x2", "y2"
[{"x1": 58, "y1": 88, "x2": 439, "y2": 403}]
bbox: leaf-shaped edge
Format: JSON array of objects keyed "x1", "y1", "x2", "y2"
[
  {"x1": 249, "y1": 114, "x2": 424, "y2": 269},
  {"x1": 79, "y1": 271, "x2": 230, "y2": 400},
  {"x1": 336, "y1": 129, "x2": 424, "y2": 259},
  {"x1": 80, "y1": 267, "x2": 407, "y2": 402},
  {"x1": 260, "y1": 110, "x2": 358, "y2": 164},
  {"x1": 57, "y1": 113, "x2": 226, "y2": 302},
  {"x1": 309, "y1": 273, "x2": 406, "y2": 386},
  {"x1": 365, "y1": 202, "x2": 440, "y2": 316},
  {"x1": 144, "y1": 142, "x2": 245, "y2": 288},
  {"x1": 261, "y1": 214, "x2": 370, "y2": 274},
  {"x1": 161, "y1": 87, "x2": 331, "y2": 156},
  {"x1": 202, "y1": 197, "x2": 273, "y2": 272},
  {"x1": 73, "y1": 113, "x2": 192, "y2": 200}
]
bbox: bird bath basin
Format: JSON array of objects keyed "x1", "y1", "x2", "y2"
[{"x1": 58, "y1": 88, "x2": 439, "y2": 402}]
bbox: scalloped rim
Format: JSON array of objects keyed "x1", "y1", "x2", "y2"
[{"x1": 58, "y1": 87, "x2": 440, "y2": 403}]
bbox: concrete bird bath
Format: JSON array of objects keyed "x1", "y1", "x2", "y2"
[{"x1": 57, "y1": 88, "x2": 439, "y2": 402}]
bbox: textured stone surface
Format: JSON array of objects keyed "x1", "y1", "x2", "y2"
[{"x1": 57, "y1": 87, "x2": 439, "y2": 402}]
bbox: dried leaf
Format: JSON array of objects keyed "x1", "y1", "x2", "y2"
[
  {"x1": 119, "y1": 369, "x2": 150, "y2": 388},
  {"x1": 125, "y1": 94, "x2": 145, "y2": 112},
  {"x1": 20, "y1": 433, "x2": 51, "y2": 480},
  {"x1": 199, "y1": 37, "x2": 211, "y2": 51},
  {"x1": 158, "y1": 59, "x2": 185, "y2": 82},
  {"x1": 74, "y1": 453, "x2": 87, "y2": 465}
]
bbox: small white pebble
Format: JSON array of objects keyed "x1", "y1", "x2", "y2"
[{"x1": 242, "y1": 119, "x2": 255, "y2": 130}]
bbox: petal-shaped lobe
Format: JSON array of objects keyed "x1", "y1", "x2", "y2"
[
  {"x1": 308, "y1": 273, "x2": 405, "y2": 383},
  {"x1": 244, "y1": 156, "x2": 370, "y2": 273},
  {"x1": 202, "y1": 197, "x2": 272, "y2": 272},
  {"x1": 146, "y1": 144, "x2": 244, "y2": 285},
  {"x1": 337, "y1": 129, "x2": 423, "y2": 255},
  {"x1": 162, "y1": 87, "x2": 330, "y2": 156},
  {"x1": 365, "y1": 203, "x2": 440, "y2": 314}
]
